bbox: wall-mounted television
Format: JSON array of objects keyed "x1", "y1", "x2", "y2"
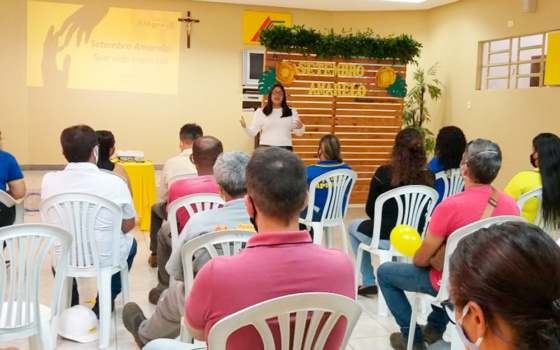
[{"x1": 242, "y1": 50, "x2": 264, "y2": 86}]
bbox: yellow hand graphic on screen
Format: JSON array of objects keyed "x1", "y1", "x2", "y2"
[{"x1": 58, "y1": 4, "x2": 109, "y2": 48}]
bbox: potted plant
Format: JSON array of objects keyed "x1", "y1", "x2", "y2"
[{"x1": 402, "y1": 63, "x2": 443, "y2": 152}]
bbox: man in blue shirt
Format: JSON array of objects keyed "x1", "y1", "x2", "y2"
[{"x1": 0, "y1": 131, "x2": 25, "y2": 227}]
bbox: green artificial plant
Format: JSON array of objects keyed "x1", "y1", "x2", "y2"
[{"x1": 402, "y1": 63, "x2": 443, "y2": 152}]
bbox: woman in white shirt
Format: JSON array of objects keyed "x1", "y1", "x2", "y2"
[{"x1": 240, "y1": 83, "x2": 305, "y2": 151}]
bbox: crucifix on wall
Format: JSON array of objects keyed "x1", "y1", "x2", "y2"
[{"x1": 178, "y1": 11, "x2": 200, "y2": 48}]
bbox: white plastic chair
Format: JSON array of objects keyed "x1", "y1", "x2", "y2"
[
  {"x1": 180, "y1": 229, "x2": 256, "y2": 342},
  {"x1": 168, "y1": 173, "x2": 197, "y2": 186},
  {"x1": 406, "y1": 215, "x2": 526, "y2": 350},
  {"x1": 0, "y1": 224, "x2": 72, "y2": 349},
  {"x1": 0, "y1": 190, "x2": 25, "y2": 225},
  {"x1": 207, "y1": 292, "x2": 362, "y2": 350},
  {"x1": 300, "y1": 169, "x2": 357, "y2": 254},
  {"x1": 355, "y1": 185, "x2": 438, "y2": 316},
  {"x1": 516, "y1": 187, "x2": 543, "y2": 224},
  {"x1": 39, "y1": 193, "x2": 130, "y2": 349},
  {"x1": 168, "y1": 194, "x2": 225, "y2": 250},
  {"x1": 434, "y1": 169, "x2": 464, "y2": 201}
]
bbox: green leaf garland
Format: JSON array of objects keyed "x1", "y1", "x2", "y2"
[{"x1": 259, "y1": 26, "x2": 421, "y2": 65}]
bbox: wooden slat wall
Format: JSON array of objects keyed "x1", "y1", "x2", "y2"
[{"x1": 264, "y1": 51, "x2": 405, "y2": 204}]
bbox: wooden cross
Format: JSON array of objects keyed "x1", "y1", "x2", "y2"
[{"x1": 178, "y1": 11, "x2": 200, "y2": 48}]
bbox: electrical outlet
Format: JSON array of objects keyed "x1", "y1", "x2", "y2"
[
  {"x1": 467, "y1": 101, "x2": 472, "y2": 110},
  {"x1": 508, "y1": 20, "x2": 514, "y2": 27}
]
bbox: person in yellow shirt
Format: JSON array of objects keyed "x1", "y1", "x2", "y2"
[{"x1": 504, "y1": 133, "x2": 560, "y2": 228}]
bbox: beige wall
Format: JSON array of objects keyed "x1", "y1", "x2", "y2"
[
  {"x1": 1, "y1": 0, "x2": 559, "y2": 191},
  {"x1": 427, "y1": 0, "x2": 560, "y2": 188}
]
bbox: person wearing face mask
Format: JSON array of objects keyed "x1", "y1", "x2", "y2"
[
  {"x1": 504, "y1": 133, "x2": 560, "y2": 229},
  {"x1": 240, "y1": 82, "x2": 305, "y2": 151},
  {"x1": 141, "y1": 147, "x2": 355, "y2": 350},
  {"x1": 41, "y1": 125, "x2": 137, "y2": 316},
  {"x1": 447, "y1": 221, "x2": 560, "y2": 350},
  {"x1": 377, "y1": 139, "x2": 520, "y2": 350},
  {"x1": 122, "y1": 151, "x2": 254, "y2": 348}
]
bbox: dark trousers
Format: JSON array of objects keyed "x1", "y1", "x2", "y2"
[
  {"x1": 0, "y1": 204, "x2": 16, "y2": 228},
  {"x1": 259, "y1": 145, "x2": 293, "y2": 152},
  {"x1": 150, "y1": 202, "x2": 168, "y2": 255}
]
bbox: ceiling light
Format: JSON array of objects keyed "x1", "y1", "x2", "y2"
[{"x1": 381, "y1": 0, "x2": 427, "y2": 3}]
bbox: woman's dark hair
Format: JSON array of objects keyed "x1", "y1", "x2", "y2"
[
  {"x1": 390, "y1": 128, "x2": 433, "y2": 187},
  {"x1": 435, "y1": 126, "x2": 467, "y2": 170},
  {"x1": 95, "y1": 130, "x2": 115, "y2": 169},
  {"x1": 262, "y1": 83, "x2": 293, "y2": 118},
  {"x1": 319, "y1": 134, "x2": 343, "y2": 163},
  {"x1": 450, "y1": 222, "x2": 560, "y2": 350},
  {"x1": 533, "y1": 133, "x2": 560, "y2": 229}
]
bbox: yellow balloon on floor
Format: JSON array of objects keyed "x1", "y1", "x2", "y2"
[{"x1": 390, "y1": 225, "x2": 422, "y2": 257}]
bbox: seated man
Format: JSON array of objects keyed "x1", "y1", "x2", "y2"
[
  {"x1": 378, "y1": 139, "x2": 520, "y2": 350},
  {"x1": 149, "y1": 123, "x2": 202, "y2": 267},
  {"x1": 41, "y1": 125, "x2": 137, "y2": 313},
  {"x1": 142, "y1": 147, "x2": 355, "y2": 350},
  {"x1": 149, "y1": 136, "x2": 222, "y2": 303},
  {"x1": 122, "y1": 151, "x2": 254, "y2": 347},
  {"x1": 0, "y1": 130, "x2": 26, "y2": 227}
]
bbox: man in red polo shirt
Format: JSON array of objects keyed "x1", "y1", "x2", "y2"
[
  {"x1": 143, "y1": 147, "x2": 355, "y2": 350},
  {"x1": 149, "y1": 136, "x2": 222, "y2": 304}
]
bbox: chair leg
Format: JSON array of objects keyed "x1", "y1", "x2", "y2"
[
  {"x1": 311, "y1": 223, "x2": 324, "y2": 247},
  {"x1": 325, "y1": 227, "x2": 333, "y2": 249},
  {"x1": 338, "y1": 222, "x2": 349, "y2": 254},
  {"x1": 377, "y1": 253, "x2": 392, "y2": 317},
  {"x1": 354, "y1": 248, "x2": 363, "y2": 299},
  {"x1": 120, "y1": 266, "x2": 130, "y2": 305},
  {"x1": 407, "y1": 296, "x2": 420, "y2": 350},
  {"x1": 98, "y1": 269, "x2": 113, "y2": 349},
  {"x1": 180, "y1": 319, "x2": 193, "y2": 343},
  {"x1": 40, "y1": 317, "x2": 55, "y2": 350}
]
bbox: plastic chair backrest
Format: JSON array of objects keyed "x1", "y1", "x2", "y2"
[
  {"x1": 516, "y1": 187, "x2": 543, "y2": 224},
  {"x1": 435, "y1": 215, "x2": 526, "y2": 303},
  {"x1": 0, "y1": 190, "x2": 25, "y2": 225},
  {"x1": 303, "y1": 169, "x2": 357, "y2": 226},
  {"x1": 207, "y1": 292, "x2": 362, "y2": 350},
  {"x1": 0, "y1": 224, "x2": 72, "y2": 342},
  {"x1": 181, "y1": 229, "x2": 255, "y2": 298},
  {"x1": 168, "y1": 173, "x2": 196, "y2": 186},
  {"x1": 168, "y1": 193, "x2": 225, "y2": 250},
  {"x1": 39, "y1": 193, "x2": 124, "y2": 275},
  {"x1": 371, "y1": 185, "x2": 439, "y2": 250},
  {"x1": 434, "y1": 169, "x2": 464, "y2": 200}
]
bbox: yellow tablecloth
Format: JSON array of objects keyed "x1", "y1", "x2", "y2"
[{"x1": 116, "y1": 161, "x2": 157, "y2": 231}]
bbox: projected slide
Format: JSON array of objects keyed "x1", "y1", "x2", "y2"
[{"x1": 27, "y1": 1, "x2": 181, "y2": 94}]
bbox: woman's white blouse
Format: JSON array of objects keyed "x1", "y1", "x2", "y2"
[{"x1": 244, "y1": 107, "x2": 305, "y2": 147}]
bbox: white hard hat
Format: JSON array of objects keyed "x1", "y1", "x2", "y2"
[{"x1": 58, "y1": 305, "x2": 99, "y2": 343}]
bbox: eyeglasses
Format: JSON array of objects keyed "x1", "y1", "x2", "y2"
[
  {"x1": 270, "y1": 90, "x2": 283, "y2": 96},
  {"x1": 441, "y1": 299, "x2": 456, "y2": 324}
]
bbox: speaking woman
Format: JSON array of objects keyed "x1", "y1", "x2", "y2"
[{"x1": 240, "y1": 83, "x2": 305, "y2": 151}]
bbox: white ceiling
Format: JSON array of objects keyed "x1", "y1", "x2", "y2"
[{"x1": 193, "y1": 0, "x2": 459, "y2": 12}]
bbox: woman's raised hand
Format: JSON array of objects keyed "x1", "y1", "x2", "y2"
[
  {"x1": 239, "y1": 116, "x2": 247, "y2": 128},
  {"x1": 294, "y1": 119, "x2": 303, "y2": 130}
]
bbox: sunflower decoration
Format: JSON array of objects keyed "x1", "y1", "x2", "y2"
[
  {"x1": 275, "y1": 62, "x2": 298, "y2": 85},
  {"x1": 376, "y1": 66, "x2": 397, "y2": 89}
]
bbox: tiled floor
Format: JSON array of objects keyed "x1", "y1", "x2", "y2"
[{"x1": 1, "y1": 170, "x2": 431, "y2": 350}]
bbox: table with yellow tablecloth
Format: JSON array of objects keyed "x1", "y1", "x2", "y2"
[{"x1": 116, "y1": 161, "x2": 157, "y2": 231}]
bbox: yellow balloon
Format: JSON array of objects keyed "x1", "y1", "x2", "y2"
[{"x1": 390, "y1": 225, "x2": 422, "y2": 257}]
